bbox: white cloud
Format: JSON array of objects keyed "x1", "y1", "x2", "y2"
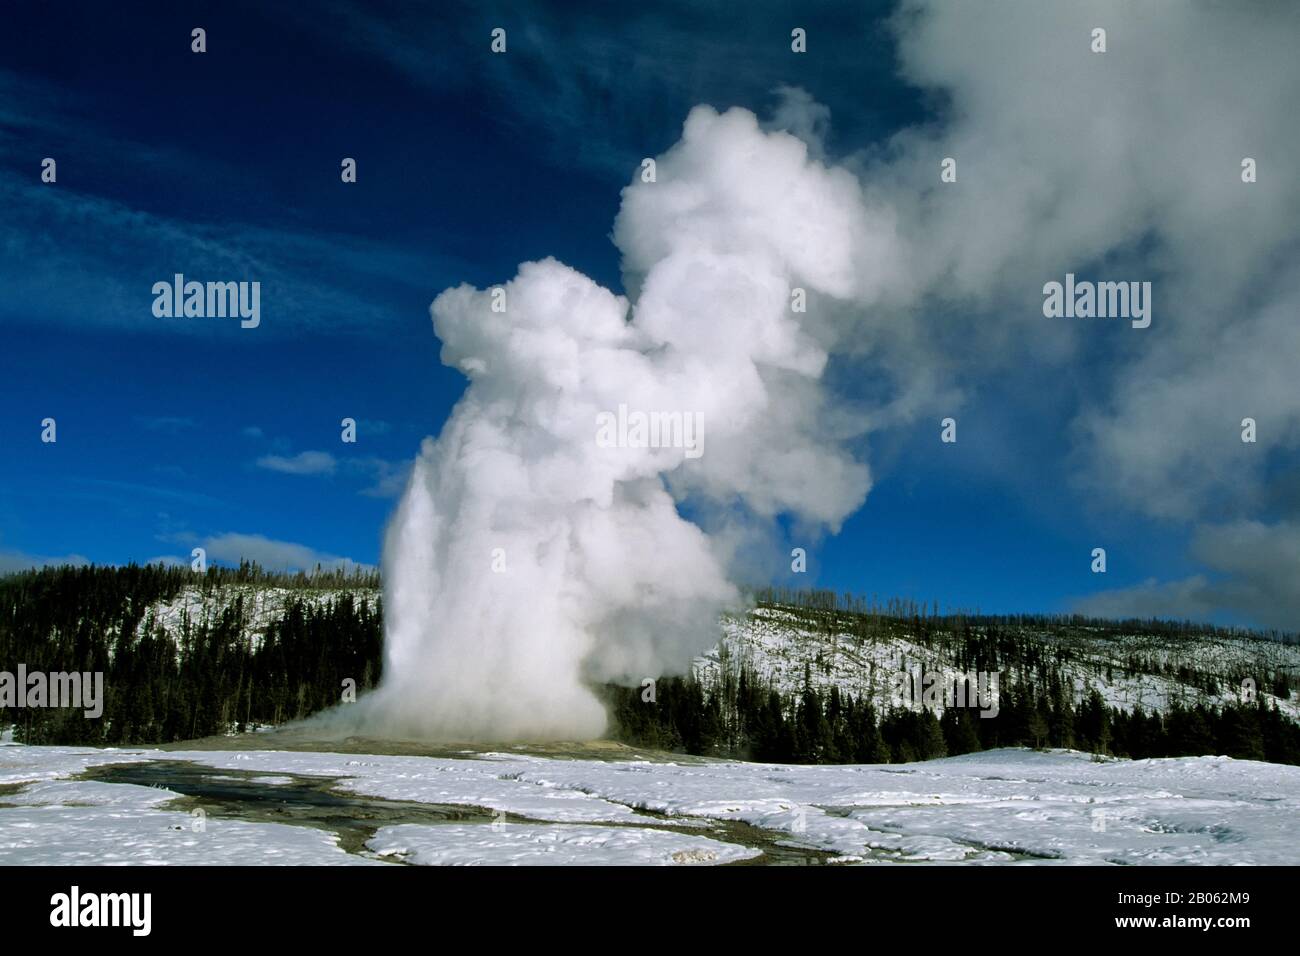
[
  {"x1": 255, "y1": 451, "x2": 338, "y2": 476},
  {"x1": 1077, "y1": 520, "x2": 1300, "y2": 632},
  {"x1": 349, "y1": 458, "x2": 409, "y2": 498},
  {"x1": 857, "y1": 0, "x2": 1300, "y2": 629},
  {"x1": 200, "y1": 533, "x2": 372, "y2": 574},
  {"x1": 892, "y1": 1, "x2": 1300, "y2": 484},
  {"x1": 0, "y1": 550, "x2": 90, "y2": 575}
]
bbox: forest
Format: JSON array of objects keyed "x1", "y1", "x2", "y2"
[
  {"x1": 1, "y1": 563, "x2": 381, "y2": 744},
  {"x1": 3, "y1": 564, "x2": 1298, "y2": 766},
  {"x1": 601, "y1": 666, "x2": 1300, "y2": 766}
]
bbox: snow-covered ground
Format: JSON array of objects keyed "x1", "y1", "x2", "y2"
[
  {"x1": 369, "y1": 823, "x2": 760, "y2": 866},
  {"x1": 0, "y1": 776, "x2": 377, "y2": 866},
  {"x1": 2, "y1": 741, "x2": 1296, "y2": 865}
]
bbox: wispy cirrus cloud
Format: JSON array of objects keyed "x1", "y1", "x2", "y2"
[
  {"x1": 354, "y1": 457, "x2": 410, "y2": 498},
  {"x1": 72, "y1": 478, "x2": 226, "y2": 510},
  {"x1": 0, "y1": 67, "x2": 462, "y2": 338},
  {"x1": 271, "y1": 0, "x2": 904, "y2": 177},
  {"x1": 252, "y1": 447, "x2": 408, "y2": 497},
  {"x1": 0, "y1": 178, "x2": 437, "y2": 336}
]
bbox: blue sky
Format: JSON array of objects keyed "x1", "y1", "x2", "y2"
[{"x1": 1, "y1": 1, "x2": 1294, "y2": 627}]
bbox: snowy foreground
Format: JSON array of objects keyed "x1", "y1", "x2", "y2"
[{"x1": 1, "y1": 743, "x2": 1297, "y2": 865}]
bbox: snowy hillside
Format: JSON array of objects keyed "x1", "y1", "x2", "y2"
[
  {"x1": 133, "y1": 588, "x2": 1300, "y2": 722},
  {"x1": 137, "y1": 584, "x2": 360, "y2": 654},
  {"x1": 694, "y1": 604, "x2": 1300, "y2": 720},
  {"x1": 13, "y1": 571, "x2": 1295, "y2": 757}
]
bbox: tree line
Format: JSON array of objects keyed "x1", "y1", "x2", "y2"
[
  {"x1": 3, "y1": 565, "x2": 1297, "y2": 766},
  {"x1": 754, "y1": 586, "x2": 1300, "y2": 646},
  {"x1": 601, "y1": 665, "x2": 1300, "y2": 766},
  {"x1": 1, "y1": 563, "x2": 382, "y2": 744}
]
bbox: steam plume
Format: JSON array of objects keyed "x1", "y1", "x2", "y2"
[
  {"x1": 313, "y1": 1, "x2": 1300, "y2": 739},
  {"x1": 348, "y1": 106, "x2": 876, "y2": 740}
]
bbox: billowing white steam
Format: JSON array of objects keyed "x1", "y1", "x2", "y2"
[
  {"x1": 310, "y1": 2, "x2": 1300, "y2": 740},
  {"x1": 350, "y1": 106, "x2": 884, "y2": 740}
]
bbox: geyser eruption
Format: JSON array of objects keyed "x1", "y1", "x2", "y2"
[{"x1": 348, "y1": 105, "x2": 885, "y2": 741}]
